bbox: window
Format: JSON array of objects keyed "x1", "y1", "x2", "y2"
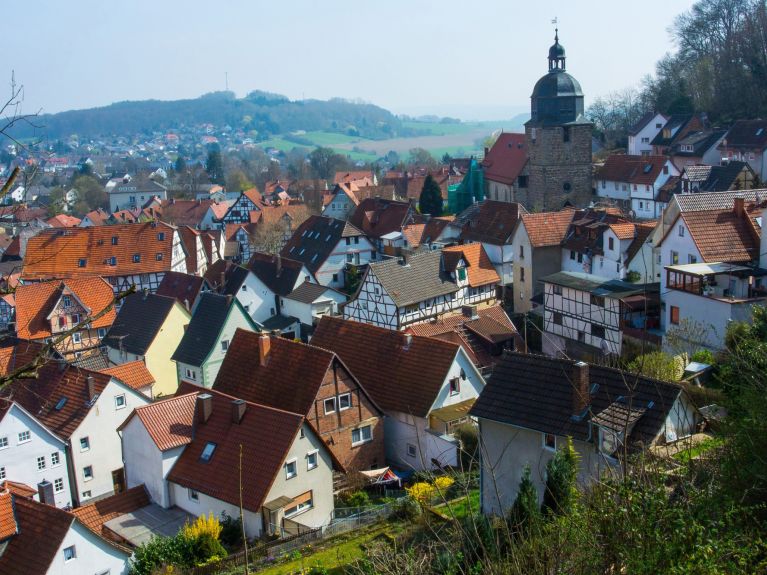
[
  {"x1": 18, "y1": 430, "x2": 30, "y2": 443},
  {"x1": 570, "y1": 250, "x2": 576, "y2": 261},
  {"x1": 0, "y1": 467, "x2": 4, "y2": 480},
  {"x1": 543, "y1": 433, "x2": 556, "y2": 451},
  {"x1": 200, "y1": 442, "x2": 217, "y2": 462},
  {"x1": 81, "y1": 490, "x2": 91, "y2": 498},
  {"x1": 37, "y1": 456, "x2": 46, "y2": 471},
  {"x1": 285, "y1": 492, "x2": 313, "y2": 517},
  {"x1": 449, "y1": 377, "x2": 460, "y2": 396},
  {"x1": 577, "y1": 253, "x2": 583, "y2": 263},
  {"x1": 678, "y1": 225, "x2": 685, "y2": 237},
  {"x1": 0, "y1": 437, "x2": 7, "y2": 449},
  {"x1": 80, "y1": 437, "x2": 90, "y2": 451},
  {"x1": 563, "y1": 126, "x2": 571, "y2": 142},
  {"x1": 553, "y1": 284, "x2": 563, "y2": 295},
  {"x1": 591, "y1": 324, "x2": 606, "y2": 339},
  {"x1": 346, "y1": 253, "x2": 353, "y2": 263},
  {"x1": 324, "y1": 397, "x2": 336, "y2": 414},
  {"x1": 54, "y1": 478, "x2": 64, "y2": 492},
  {"x1": 688, "y1": 254, "x2": 697, "y2": 264},
  {"x1": 111, "y1": 236, "x2": 119, "y2": 245},
  {"x1": 188, "y1": 488, "x2": 199, "y2": 502},
  {"x1": 520, "y1": 267, "x2": 525, "y2": 282},
  {"x1": 78, "y1": 258, "x2": 86, "y2": 268},
  {"x1": 577, "y1": 331, "x2": 586, "y2": 343},
  {"x1": 553, "y1": 312, "x2": 563, "y2": 326},
  {"x1": 115, "y1": 394, "x2": 126, "y2": 409},
  {"x1": 220, "y1": 340, "x2": 229, "y2": 351},
  {"x1": 62, "y1": 295, "x2": 72, "y2": 307},
  {"x1": 63, "y1": 546, "x2": 76, "y2": 562},
  {"x1": 639, "y1": 201, "x2": 644, "y2": 209},
  {"x1": 72, "y1": 332, "x2": 82, "y2": 344},
  {"x1": 156, "y1": 253, "x2": 164, "y2": 261},
  {"x1": 670, "y1": 305, "x2": 680, "y2": 325},
  {"x1": 157, "y1": 232, "x2": 165, "y2": 241},
  {"x1": 671, "y1": 251, "x2": 679, "y2": 265},
  {"x1": 352, "y1": 425, "x2": 372, "y2": 446},
  {"x1": 407, "y1": 443, "x2": 417, "y2": 458},
  {"x1": 608, "y1": 237, "x2": 614, "y2": 250},
  {"x1": 133, "y1": 253, "x2": 141, "y2": 263},
  {"x1": 591, "y1": 295, "x2": 605, "y2": 307},
  {"x1": 345, "y1": 237, "x2": 351, "y2": 246},
  {"x1": 338, "y1": 393, "x2": 351, "y2": 411},
  {"x1": 307, "y1": 451, "x2": 318, "y2": 470},
  {"x1": 285, "y1": 459, "x2": 297, "y2": 479},
  {"x1": 71, "y1": 313, "x2": 80, "y2": 324},
  {"x1": 98, "y1": 327, "x2": 107, "y2": 338},
  {"x1": 83, "y1": 466, "x2": 93, "y2": 481},
  {"x1": 51, "y1": 452, "x2": 60, "y2": 466},
  {"x1": 332, "y1": 273, "x2": 338, "y2": 282}
]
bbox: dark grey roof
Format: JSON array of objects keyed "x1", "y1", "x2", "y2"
[
  {"x1": 628, "y1": 111, "x2": 663, "y2": 136},
  {"x1": 70, "y1": 352, "x2": 111, "y2": 371},
  {"x1": 541, "y1": 271, "x2": 657, "y2": 299},
  {"x1": 721, "y1": 119, "x2": 767, "y2": 150},
  {"x1": 260, "y1": 314, "x2": 299, "y2": 330},
  {"x1": 171, "y1": 293, "x2": 241, "y2": 366},
  {"x1": 104, "y1": 292, "x2": 178, "y2": 355},
  {"x1": 280, "y1": 215, "x2": 363, "y2": 273},
  {"x1": 284, "y1": 281, "x2": 342, "y2": 304},
  {"x1": 675, "y1": 189, "x2": 766, "y2": 212},
  {"x1": 368, "y1": 251, "x2": 457, "y2": 307},
  {"x1": 650, "y1": 115, "x2": 695, "y2": 147},
  {"x1": 203, "y1": 260, "x2": 249, "y2": 295},
  {"x1": 699, "y1": 161, "x2": 753, "y2": 192},
  {"x1": 246, "y1": 252, "x2": 307, "y2": 296},
  {"x1": 470, "y1": 352, "x2": 687, "y2": 446},
  {"x1": 156, "y1": 271, "x2": 205, "y2": 306},
  {"x1": 673, "y1": 130, "x2": 726, "y2": 157}
]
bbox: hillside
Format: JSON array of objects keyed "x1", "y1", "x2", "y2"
[{"x1": 10, "y1": 90, "x2": 408, "y2": 141}]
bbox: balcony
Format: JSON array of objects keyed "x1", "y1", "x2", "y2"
[{"x1": 666, "y1": 262, "x2": 767, "y2": 304}]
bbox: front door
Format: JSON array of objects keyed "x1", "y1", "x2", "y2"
[{"x1": 112, "y1": 468, "x2": 126, "y2": 494}]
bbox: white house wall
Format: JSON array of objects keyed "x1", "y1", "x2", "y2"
[
  {"x1": 0, "y1": 404, "x2": 71, "y2": 508},
  {"x1": 315, "y1": 237, "x2": 374, "y2": 289},
  {"x1": 48, "y1": 521, "x2": 129, "y2": 575}
]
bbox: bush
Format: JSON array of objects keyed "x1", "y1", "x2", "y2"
[
  {"x1": 391, "y1": 496, "x2": 421, "y2": 521},
  {"x1": 219, "y1": 512, "x2": 243, "y2": 549},
  {"x1": 341, "y1": 490, "x2": 371, "y2": 508},
  {"x1": 182, "y1": 513, "x2": 222, "y2": 541},
  {"x1": 455, "y1": 423, "x2": 479, "y2": 469},
  {"x1": 691, "y1": 349, "x2": 715, "y2": 365}
]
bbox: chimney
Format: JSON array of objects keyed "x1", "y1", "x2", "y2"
[
  {"x1": 462, "y1": 305, "x2": 478, "y2": 320},
  {"x1": 734, "y1": 196, "x2": 745, "y2": 218},
  {"x1": 275, "y1": 253, "x2": 282, "y2": 277},
  {"x1": 86, "y1": 374, "x2": 97, "y2": 402},
  {"x1": 197, "y1": 393, "x2": 213, "y2": 424},
  {"x1": 403, "y1": 333, "x2": 413, "y2": 349},
  {"x1": 571, "y1": 361, "x2": 590, "y2": 418},
  {"x1": 37, "y1": 480, "x2": 55, "y2": 506},
  {"x1": 231, "y1": 399, "x2": 246, "y2": 424},
  {"x1": 259, "y1": 333, "x2": 271, "y2": 367}
]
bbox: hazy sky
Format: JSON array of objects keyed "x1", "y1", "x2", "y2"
[{"x1": 3, "y1": 0, "x2": 696, "y2": 121}]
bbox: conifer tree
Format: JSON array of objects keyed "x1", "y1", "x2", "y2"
[
  {"x1": 419, "y1": 174, "x2": 444, "y2": 217},
  {"x1": 509, "y1": 465, "x2": 540, "y2": 530},
  {"x1": 542, "y1": 436, "x2": 579, "y2": 516}
]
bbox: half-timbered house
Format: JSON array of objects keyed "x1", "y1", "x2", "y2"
[
  {"x1": 343, "y1": 245, "x2": 499, "y2": 330},
  {"x1": 14, "y1": 278, "x2": 117, "y2": 360},
  {"x1": 220, "y1": 188, "x2": 263, "y2": 225},
  {"x1": 21, "y1": 222, "x2": 187, "y2": 294}
]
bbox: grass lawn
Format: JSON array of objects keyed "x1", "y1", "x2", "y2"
[
  {"x1": 302, "y1": 131, "x2": 365, "y2": 146},
  {"x1": 673, "y1": 436, "x2": 724, "y2": 464},
  {"x1": 433, "y1": 489, "x2": 480, "y2": 521}
]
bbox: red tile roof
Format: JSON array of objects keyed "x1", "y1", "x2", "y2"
[
  {"x1": 83, "y1": 208, "x2": 110, "y2": 225},
  {"x1": 99, "y1": 361, "x2": 155, "y2": 391},
  {"x1": 349, "y1": 198, "x2": 414, "y2": 239},
  {"x1": 609, "y1": 222, "x2": 637, "y2": 240},
  {"x1": 334, "y1": 171, "x2": 374, "y2": 185},
  {"x1": 0, "y1": 481, "x2": 36, "y2": 499},
  {"x1": 481, "y1": 133, "x2": 528, "y2": 185},
  {"x1": 455, "y1": 200, "x2": 527, "y2": 245},
  {"x1": 311, "y1": 317, "x2": 460, "y2": 417},
  {"x1": 677, "y1": 207, "x2": 761, "y2": 262},
  {"x1": 72, "y1": 485, "x2": 150, "y2": 539},
  {"x1": 0, "y1": 340, "x2": 46, "y2": 378},
  {"x1": 14, "y1": 278, "x2": 116, "y2": 340},
  {"x1": 520, "y1": 209, "x2": 576, "y2": 247},
  {"x1": 22, "y1": 222, "x2": 178, "y2": 280},
  {"x1": 123, "y1": 393, "x2": 198, "y2": 451},
  {"x1": 46, "y1": 214, "x2": 81, "y2": 228},
  {"x1": 165, "y1": 387, "x2": 305, "y2": 513},
  {"x1": 596, "y1": 155, "x2": 670, "y2": 185},
  {"x1": 152, "y1": 199, "x2": 215, "y2": 227},
  {"x1": 442, "y1": 244, "x2": 500, "y2": 287},
  {"x1": 0, "y1": 489, "x2": 17, "y2": 541}
]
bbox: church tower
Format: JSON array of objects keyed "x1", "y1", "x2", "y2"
[{"x1": 523, "y1": 30, "x2": 593, "y2": 210}]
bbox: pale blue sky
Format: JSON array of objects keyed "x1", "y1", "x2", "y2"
[{"x1": 3, "y1": 0, "x2": 696, "y2": 120}]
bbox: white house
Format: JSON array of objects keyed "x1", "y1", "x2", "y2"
[
  {"x1": 281, "y1": 215, "x2": 374, "y2": 289},
  {"x1": 595, "y1": 155, "x2": 678, "y2": 219},
  {"x1": 471, "y1": 354, "x2": 699, "y2": 517},
  {"x1": 321, "y1": 183, "x2": 360, "y2": 220},
  {"x1": 120, "y1": 387, "x2": 337, "y2": 538},
  {"x1": 281, "y1": 282, "x2": 347, "y2": 331},
  {"x1": 107, "y1": 176, "x2": 167, "y2": 213},
  {"x1": 311, "y1": 317, "x2": 486, "y2": 471},
  {"x1": 627, "y1": 112, "x2": 667, "y2": 156}
]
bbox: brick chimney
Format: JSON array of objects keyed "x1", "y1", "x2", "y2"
[
  {"x1": 571, "y1": 361, "x2": 590, "y2": 418},
  {"x1": 37, "y1": 480, "x2": 55, "y2": 506},
  {"x1": 197, "y1": 393, "x2": 213, "y2": 424},
  {"x1": 231, "y1": 399, "x2": 246, "y2": 424},
  {"x1": 86, "y1": 375, "x2": 97, "y2": 402},
  {"x1": 734, "y1": 196, "x2": 745, "y2": 218},
  {"x1": 259, "y1": 333, "x2": 271, "y2": 367}
]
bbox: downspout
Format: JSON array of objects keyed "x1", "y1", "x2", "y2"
[{"x1": 64, "y1": 440, "x2": 80, "y2": 508}]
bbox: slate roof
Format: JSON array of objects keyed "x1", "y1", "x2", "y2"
[
  {"x1": 698, "y1": 162, "x2": 753, "y2": 192},
  {"x1": 677, "y1": 208, "x2": 761, "y2": 262},
  {"x1": 246, "y1": 252, "x2": 307, "y2": 296},
  {"x1": 204, "y1": 259, "x2": 250, "y2": 294},
  {"x1": 452, "y1": 200, "x2": 527, "y2": 245},
  {"x1": 120, "y1": 393, "x2": 198, "y2": 451},
  {"x1": 0, "y1": 362, "x2": 114, "y2": 439},
  {"x1": 442, "y1": 244, "x2": 500, "y2": 287},
  {"x1": 366, "y1": 250, "x2": 457, "y2": 307},
  {"x1": 103, "y1": 292, "x2": 180, "y2": 355},
  {"x1": 311, "y1": 317, "x2": 461, "y2": 417},
  {"x1": 595, "y1": 154, "x2": 670, "y2": 185},
  {"x1": 155, "y1": 271, "x2": 205, "y2": 307},
  {"x1": 720, "y1": 119, "x2": 767, "y2": 150},
  {"x1": 628, "y1": 111, "x2": 666, "y2": 136},
  {"x1": 22, "y1": 221, "x2": 178, "y2": 280},
  {"x1": 625, "y1": 222, "x2": 657, "y2": 264},
  {"x1": 165, "y1": 387, "x2": 305, "y2": 513},
  {"x1": 99, "y1": 361, "x2": 155, "y2": 391},
  {"x1": 520, "y1": 209, "x2": 576, "y2": 247},
  {"x1": 14, "y1": 277, "x2": 116, "y2": 340},
  {"x1": 541, "y1": 271, "x2": 654, "y2": 299},
  {"x1": 72, "y1": 485, "x2": 150, "y2": 541},
  {"x1": 281, "y1": 215, "x2": 363, "y2": 273},
  {"x1": 674, "y1": 189, "x2": 767, "y2": 212},
  {"x1": 650, "y1": 114, "x2": 696, "y2": 147},
  {"x1": 172, "y1": 293, "x2": 247, "y2": 367},
  {"x1": 481, "y1": 133, "x2": 528, "y2": 185},
  {"x1": 284, "y1": 281, "x2": 344, "y2": 304},
  {"x1": 470, "y1": 352, "x2": 685, "y2": 446},
  {"x1": 349, "y1": 198, "x2": 414, "y2": 239},
  {"x1": 213, "y1": 329, "x2": 336, "y2": 416},
  {"x1": 672, "y1": 130, "x2": 726, "y2": 157}
]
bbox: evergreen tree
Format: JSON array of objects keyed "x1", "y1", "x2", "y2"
[
  {"x1": 509, "y1": 465, "x2": 540, "y2": 530},
  {"x1": 542, "y1": 436, "x2": 579, "y2": 516},
  {"x1": 174, "y1": 156, "x2": 187, "y2": 174},
  {"x1": 205, "y1": 146, "x2": 225, "y2": 185},
  {"x1": 419, "y1": 174, "x2": 443, "y2": 217}
]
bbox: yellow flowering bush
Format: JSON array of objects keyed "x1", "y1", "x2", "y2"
[
  {"x1": 406, "y1": 481, "x2": 435, "y2": 505},
  {"x1": 433, "y1": 476, "x2": 455, "y2": 493},
  {"x1": 182, "y1": 512, "x2": 223, "y2": 541}
]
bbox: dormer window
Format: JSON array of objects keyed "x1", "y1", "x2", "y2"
[
  {"x1": 156, "y1": 253, "x2": 163, "y2": 261},
  {"x1": 157, "y1": 232, "x2": 165, "y2": 241},
  {"x1": 63, "y1": 296, "x2": 72, "y2": 308},
  {"x1": 77, "y1": 259, "x2": 86, "y2": 268},
  {"x1": 133, "y1": 253, "x2": 141, "y2": 263},
  {"x1": 111, "y1": 236, "x2": 119, "y2": 245},
  {"x1": 457, "y1": 268, "x2": 466, "y2": 281}
]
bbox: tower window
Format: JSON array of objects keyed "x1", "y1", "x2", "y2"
[
  {"x1": 563, "y1": 182, "x2": 572, "y2": 193},
  {"x1": 563, "y1": 126, "x2": 571, "y2": 143}
]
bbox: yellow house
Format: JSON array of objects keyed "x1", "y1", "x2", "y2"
[{"x1": 104, "y1": 291, "x2": 191, "y2": 397}]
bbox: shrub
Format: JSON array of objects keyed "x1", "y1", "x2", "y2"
[
  {"x1": 407, "y1": 481, "x2": 435, "y2": 506},
  {"x1": 219, "y1": 512, "x2": 243, "y2": 549},
  {"x1": 433, "y1": 476, "x2": 455, "y2": 496},
  {"x1": 182, "y1": 513, "x2": 222, "y2": 542},
  {"x1": 342, "y1": 490, "x2": 371, "y2": 508},
  {"x1": 391, "y1": 496, "x2": 421, "y2": 521},
  {"x1": 691, "y1": 349, "x2": 715, "y2": 365}
]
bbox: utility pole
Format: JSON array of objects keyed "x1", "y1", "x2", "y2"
[{"x1": 239, "y1": 444, "x2": 249, "y2": 574}]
